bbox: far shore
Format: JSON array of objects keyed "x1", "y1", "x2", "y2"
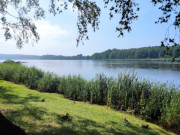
[{"x1": 0, "y1": 57, "x2": 180, "y2": 62}]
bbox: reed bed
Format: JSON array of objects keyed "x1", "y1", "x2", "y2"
[{"x1": 0, "y1": 60, "x2": 179, "y2": 133}]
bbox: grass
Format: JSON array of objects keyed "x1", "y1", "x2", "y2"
[{"x1": 0, "y1": 80, "x2": 174, "y2": 135}]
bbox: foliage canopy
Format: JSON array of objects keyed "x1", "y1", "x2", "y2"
[{"x1": 0, "y1": 0, "x2": 179, "y2": 49}]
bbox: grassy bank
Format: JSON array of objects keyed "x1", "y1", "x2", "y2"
[
  {"x1": 0, "y1": 80, "x2": 174, "y2": 135},
  {"x1": 0, "y1": 60, "x2": 179, "y2": 133}
]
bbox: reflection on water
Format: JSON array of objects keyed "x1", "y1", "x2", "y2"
[
  {"x1": 102, "y1": 61, "x2": 180, "y2": 71},
  {"x1": 0, "y1": 60, "x2": 180, "y2": 87}
]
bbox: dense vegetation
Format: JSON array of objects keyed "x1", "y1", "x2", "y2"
[
  {"x1": 1, "y1": 46, "x2": 180, "y2": 60},
  {"x1": 0, "y1": 60, "x2": 179, "y2": 133},
  {"x1": 0, "y1": 80, "x2": 173, "y2": 135},
  {"x1": 91, "y1": 46, "x2": 180, "y2": 59}
]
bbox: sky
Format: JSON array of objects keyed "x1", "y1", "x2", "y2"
[{"x1": 0, "y1": 0, "x2": 177, "y2": 56}]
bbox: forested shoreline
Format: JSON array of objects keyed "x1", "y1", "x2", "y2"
[
  {"x1": 91, "y1": 46, "x2": 180, "y2": 59},
  {"x1": 0, "y1": 60, "x2": 179, "y2": 133},
  {"x1": 1, "y1": 46, "x2": 180, "y2": 60}
]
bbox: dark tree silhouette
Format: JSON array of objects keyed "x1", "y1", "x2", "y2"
[{"x1": 0, "y1": 112, "x2": 26, "y2": 135}]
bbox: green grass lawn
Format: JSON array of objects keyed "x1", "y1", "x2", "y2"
[{"x1": 0, "y1": 80, "x2": 174, "y2": 135}]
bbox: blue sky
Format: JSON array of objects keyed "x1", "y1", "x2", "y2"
[{"x1": 0, "y1": 0, "x2": 175, "y2": 56}]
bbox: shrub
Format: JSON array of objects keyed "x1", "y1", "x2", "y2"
[{"x1": 38, "y1": 73, "x2": 60, "y2": 92}]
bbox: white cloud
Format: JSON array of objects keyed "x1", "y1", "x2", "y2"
[
  {"x1": 35, "y1": 20, "x2": 69, "y2": 39},
  {"x1": 0, "y1": 20, "x2": 69, "y2": 43},
  {"x1": 0, "y1": 20, "x2": 71, "y2": 55},
  {"x1": 33, "y1": 20, "x2": 70, "y2": 51}
]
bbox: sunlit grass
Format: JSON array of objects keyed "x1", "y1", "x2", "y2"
[{"x1": 0, "y1": 80, "x2": 173, "y2": 135}]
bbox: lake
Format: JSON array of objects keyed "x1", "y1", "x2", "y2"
[{"x1": 0, "y1": 60, "x2": 180, "y2": 87}]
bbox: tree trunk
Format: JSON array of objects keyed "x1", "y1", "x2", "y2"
[{"x1": 0, "y1": 112, "x2": 26, "y2": 135}]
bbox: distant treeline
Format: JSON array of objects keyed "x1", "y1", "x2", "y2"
[
  {"x1": 0, "y1": 46, "x2": 180, "y2": 60},
  {"x1": 91, "y1": 46, "x2": 180, "y2": 59},
  {"x1": 0, "y1": 54, "x2": 91, "y2": 60}
]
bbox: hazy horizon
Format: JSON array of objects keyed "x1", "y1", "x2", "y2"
[{"x1": 0, "y1": 45, "x2": 162, "y2": 56}]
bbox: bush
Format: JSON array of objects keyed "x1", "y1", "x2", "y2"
[
  {"x1": 21, "y1": 67, "x2": 44, "y2": 89},
  {"x1": 38, "y1": 73, "x2": 60, "y2": 92}
]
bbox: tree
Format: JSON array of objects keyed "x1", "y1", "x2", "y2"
[{"x1": 0, "y1": 0, "x2": 179, "y2": 50}]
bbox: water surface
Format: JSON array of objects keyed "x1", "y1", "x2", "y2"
[{"x1": 0, "y1": 60, "x2": 180, "y2": 87}]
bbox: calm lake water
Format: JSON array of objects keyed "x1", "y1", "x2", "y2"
[{"x1": 0, "y1": 60, "x2": 180, "y2": 87}]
